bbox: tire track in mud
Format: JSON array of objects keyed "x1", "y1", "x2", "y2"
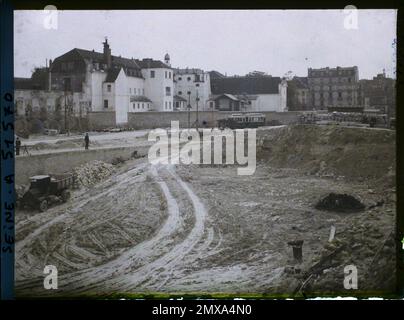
[
  {"x1": 15, "y1": 163, "x2": 149, "y2": 287},
  {"x1": 16, "y1": 161, "x2": 212, "y2": 296},
  {"x1": 69, "y1": 163, "x2": 210, "y2": 294}
]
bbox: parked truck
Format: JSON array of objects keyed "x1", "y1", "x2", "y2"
[{"x1": 18, "y1": 174, "x2": 74, "y2": 212}]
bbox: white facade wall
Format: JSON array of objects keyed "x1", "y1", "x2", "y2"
[
  {"x1": 250, "y1": 94, "x2": 282, "y2": 112},
  {"x1": 248, "y1": 82, "x2": 287, "y2": 112},
  {"x1": 113, "y1": 70, "x2": 127, "y2": 124},
  {"x1": 142, "y1": 68, "x2": 174, "y2": 112},
  {"x1": 88, "y1": 70, "x2": 107, "y2": 111},
  {"x1": 174, "y1": 72, "x2": 211, "y2": 111}
]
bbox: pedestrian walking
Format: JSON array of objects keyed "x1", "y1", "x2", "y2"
[{"x1": 84, "y1": 133, "x2": 90, "y2": 150}]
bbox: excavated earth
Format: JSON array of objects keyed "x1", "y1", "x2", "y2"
[{"x1": 15, "y1": 125, "x2": 396, "y2": 297}]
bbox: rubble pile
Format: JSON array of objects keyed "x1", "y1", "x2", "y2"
[{"x1": 73, "y1": 160, "x2": 115, "y2": 188}]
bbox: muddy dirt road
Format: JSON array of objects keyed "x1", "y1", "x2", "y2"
[{"x1": 15, "y1": 126, "x2": 396, "y2": 297}]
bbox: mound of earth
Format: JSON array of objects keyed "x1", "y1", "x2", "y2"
[
  {"x1": 257, "y1": 125, "x2": 395, "y2": 181},
  {"x1": 315, "y1": 193, "x2": 365, "y2": 212}
]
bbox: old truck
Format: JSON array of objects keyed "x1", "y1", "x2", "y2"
[{"x1": 19, "y1": 174, "x2": 74, "y2": 212}]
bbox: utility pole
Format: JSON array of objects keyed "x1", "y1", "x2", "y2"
[
  {"x1": 211, "y1": 101, "x2": 214, "y2": 128},
  {"x1": 187, "y1": 91, "x2": 191, "y2": 129},
  {"x1": 64, "y1": 91, "x2": 67, "y2": 134}
]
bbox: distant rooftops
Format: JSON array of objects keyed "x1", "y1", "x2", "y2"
[
  {"x1": 135, "y1": 58, "x2": 171, "y2": 69},
  {"x1": 308, "y1": 66, "x2": 358, "y2": 77},
  {"x1": 50, "y1": 47, "x2": 170, "y2": 74},
  {"x1": 211, "y1": 75, "x2": 282, "y2": 95}
]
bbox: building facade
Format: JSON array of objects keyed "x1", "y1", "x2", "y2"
[
  {"x1": 287, "y1": 76, "x2": 311, "y2": 111},
  {"x1": 307, "y1": 66, "x2": 360, "y2": 110},
  {"x1": 210, "y1": 74, "x2": 288, "y2": 112},
  {"x1": 173, "y1": 68, "x2": 211, "y2": 111},
  {"x1": 16, "y1": 39, "x2": 175, "y2": 125},
  {"x1": 359, "y1": 72, "x2": 396, "y2": 115}
]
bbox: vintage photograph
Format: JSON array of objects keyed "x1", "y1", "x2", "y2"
[{"x1": 13, "y1": 9, "x2": 396, "y2": 297}]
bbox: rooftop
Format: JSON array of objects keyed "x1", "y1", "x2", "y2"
[{"x1": 211, "y1": 76, "x2": 282, "y2": 95}]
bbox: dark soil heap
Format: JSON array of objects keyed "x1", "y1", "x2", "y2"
[{"x1": 315, "y1": 193, "x2": 365, "y2": 212}]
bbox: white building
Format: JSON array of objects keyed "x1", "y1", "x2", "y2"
[{"x1": 47, "y1": 39, "x2": 174, "y2": 125}]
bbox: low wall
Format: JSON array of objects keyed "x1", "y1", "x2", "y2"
[
  {"x1": 88, "y1": 111, "x2": 116, "y2": 130},
  {"x1": 127, "y1": 111, "x2": 303, "y2": 129},
  {"x1": 15, "y1": 145, "x2": 149, "y2": 185}
]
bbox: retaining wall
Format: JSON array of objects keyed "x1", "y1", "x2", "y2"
[{"x1": 15, "y1": 145, "x2": 149, "y2": 185}]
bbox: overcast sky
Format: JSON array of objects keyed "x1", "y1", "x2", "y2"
[{"x1": 14, "y1": 10, "x2": 396, "y2": 79}]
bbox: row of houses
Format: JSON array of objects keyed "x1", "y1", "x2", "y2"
[{"x1": 15, "y1": 39, "x2": 395, "y2": 127}]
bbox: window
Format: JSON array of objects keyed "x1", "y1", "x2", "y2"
[
  {"x1": 165, "y1": 71, "x2": 167, "y2": 78},
  {"x1": 142, "y1": 89, "x2": 145, "y2": 95},
  {"x1": 107, "y1": 84, "x2": 111, "y2": 92},
  {"x1": 169, "y1": 72, "x2": 171, "y2": 79},
  {"x1": 178, "y1": 77, "x2": 182, "y2": 81},
  {"x1": 142, "y1": 103, "x2": 144, "y2": 109},
  {"x1": 133, "y1": 103, "x2": 135, "y2": 109},
  {"x1": 104, "y1": 100, "x2": 108, "y2": 108},
  {"x1": 165, "y1": 87, "x2": 171, "y2": 96},
  {"x1": 169, "y1": 101, "x2": 171, "y2": 109},
  {"x1": 129, "y1": 88, "x2": 132, "y2": 94},
  {"x1": 178, "y1": 91, "x2": 182, "y2": 95},
  {"x1": 196, "y1": 84, "x2": 200, "y2": 87},
  {"x1": 187, "y1": 77, "x2": 191, "y2": 81},
  {"x1": 150, "y1": 70, "x2": 155, "y2": 78}
]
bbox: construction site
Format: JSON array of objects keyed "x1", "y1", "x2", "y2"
[{"x1": 14, "y1": 122, "x2": 396, "y2": 298}]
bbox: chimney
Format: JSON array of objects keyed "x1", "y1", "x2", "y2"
[{"x1": 103, "y1": 37, "x2": 111, "y2": 68}]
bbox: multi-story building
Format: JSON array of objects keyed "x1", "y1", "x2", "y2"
[
  {"x1": 359, "y1": 72, "x2": 396, "y2": 115},
  {"x1": 307, "y1": 66, "x2": 360, "y2": 110},
  {"x1": 173, "y1": 68, "x2": 211, "y2": 111},
  {"x1": 15, "y1": 39, "x2": 175, "y2": 125}
]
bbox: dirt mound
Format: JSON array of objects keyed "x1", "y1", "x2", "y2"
[
  {"x1": 73, "y1": 160, "x2": 115, "y2": 188},
  {"x1": 315, "y1": 193, "x2": 365, "y2": 212},
  {"x1": 257, "y1": 125, "x2": 395, "y2": 181}
]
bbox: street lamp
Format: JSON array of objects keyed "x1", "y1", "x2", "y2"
[{"x1": 187, "y1": 91, "x2": 191, "y2": 129}]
